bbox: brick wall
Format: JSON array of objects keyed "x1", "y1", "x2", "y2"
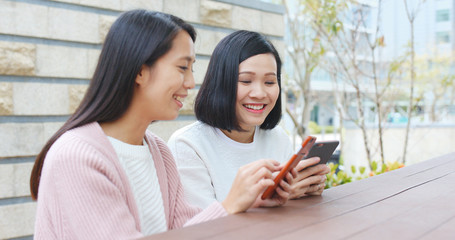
[{"x1": 0, "y1": 0, "x2": 284, "y2": 238}]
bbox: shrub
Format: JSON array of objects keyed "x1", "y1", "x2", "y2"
[{"x1": 325, "y1": 160, "x2": 405, "y2": 189}]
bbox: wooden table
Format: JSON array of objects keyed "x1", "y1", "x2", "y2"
[{"x1": 144, "y1": 153, "x2": 455, "y2": 240}]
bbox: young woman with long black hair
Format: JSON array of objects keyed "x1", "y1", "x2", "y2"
[{"x1": 30, "y1": 10, "x2": 289, "y2": 239}]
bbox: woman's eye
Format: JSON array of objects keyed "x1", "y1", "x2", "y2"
[
  {"x1": 265, "y1": 81, "x2": 277, "y2": 85},
  {"x1": 239, "y1": 79, "x2": 252, "y2": 83},
  {"x1": 179, "y1": 66, "x2": 188, "y2": 71}
]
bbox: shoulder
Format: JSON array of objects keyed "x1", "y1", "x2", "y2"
[
  {"x1": 49, "y1": 123, "x2": 114, "y2": 161},
  {"x1": 168, "y1": 121, "x2": 215, "y2": 145},
  {"x1": 169, "y1": 121, "x2": 205, "y2": 140},
  {"x1": 43, "y1": 123, "x2": 120, "y2": 181}
]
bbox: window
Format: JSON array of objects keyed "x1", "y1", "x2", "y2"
[
  {"x1": 436, "y1": 31, "x2": 450, "y2": 44},
  {"x1": 436, "y1": 9, "x2": 450, "y2": 22}
]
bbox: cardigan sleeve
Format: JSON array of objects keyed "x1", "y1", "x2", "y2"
[
  {"x1": 152, "y1": 136, "x2": 228, "y2": 230},
  {"x1": 34, "y1": 136, "x2": 143, "y2": 240}
]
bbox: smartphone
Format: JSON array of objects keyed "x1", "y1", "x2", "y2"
[
  {"x1": 261, "y1": 136, "x2": 316, "y2": 200},
  {"x1": 303, "y1": 140, "x2": 339, "y2": 167}
]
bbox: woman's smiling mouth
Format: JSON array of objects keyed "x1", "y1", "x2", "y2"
[
  {"x1": 243, "y1": 104, "x2": 266, "y2": 113},
  {"x1": 173, "y1": 95, "x2": 186, "y2": 107}
]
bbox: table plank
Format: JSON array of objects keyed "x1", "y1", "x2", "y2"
[
  {"x1": 275, "y1": 172, "x2": 455, "y2": 239},
  {"x1": 142, "y1": 153, "x2": 455, "y2": 240}
]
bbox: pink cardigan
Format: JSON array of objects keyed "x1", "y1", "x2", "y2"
[{"x1": 34, "y1": 122, "x2": 227, "y2": 239}]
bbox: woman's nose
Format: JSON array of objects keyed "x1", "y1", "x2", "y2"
[
  {"x1": 184, "y1": 72, "x2": 195, "y2": 89},
  {"x1": 249, "y1": 83, "x2": 267, "y2": 98}
]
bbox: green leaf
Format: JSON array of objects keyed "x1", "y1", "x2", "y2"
[
  {"x1": 351, "y1": 165, "x2": 356, "y2": 173},
  {"x1": 371, "y1": 161, "x2": 378, "y2": 171}
]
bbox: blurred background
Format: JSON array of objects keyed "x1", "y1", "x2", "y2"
[{"x1": 0, "y1": 0, "x2": 454, "y2": 239}]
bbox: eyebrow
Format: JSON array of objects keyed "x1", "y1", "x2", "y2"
[
  {"x1": 179, "y1": 56, "x2": 196, "y2": 62},
  {"x1": 239, "y1": 71, "x2": 276, "y2": 76}
]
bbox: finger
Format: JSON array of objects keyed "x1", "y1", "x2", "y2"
[
  {"x1": 319, "y1": 175, "x2": 327, "y2": 184},
  {"x1": 307, "y1": 183, "x2": 325, "y2": 195},
  {"x1": 293, "y1": 174, "x2": 324, "y2": 190},
  {"x1": 290, "y1": 168, "x2": 298, "y2": 179},
  {"x1": 285, "y1": 172, "x2": 294, "y2": 185},
  {"x1": 251, "y1": 167, "x2": 275, "y2": 183},
  {"x1": 274, "y1": 184, "x2": 290, "y2": 203},
  {"x1": 298, "y1": 164, "x2": 328, "y2": 180},
  {"x1": 238, "y1": 159, "x2": 280, "y2": 179},
  {"x1": 292, "y1": 165, "x2": 322, "y2": 183},
  {"x1": 306, "y1": 183, "x2": 321, "y2": 194},
  {"x1": 308, "y1": 164, "x2": 331, "y2": 176},
  {"x1": 295, "y1": 157, "x2": 320, "y2": 172},
  {"x1": 279, "y1": 179, "x2": 292, "y2": 192}
]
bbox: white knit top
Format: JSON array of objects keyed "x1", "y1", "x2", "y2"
[
  {"x1": 168, "y1": 121, "x2": 294, "y2": 209},
  {"x1": 108, "y1": 137, "x2": 167, "y2": 235}
]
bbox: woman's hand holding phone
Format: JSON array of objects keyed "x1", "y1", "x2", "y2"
[
  {"x1": 286, "y1": 158, "x2": 330, "y2": 199},
  {"x1": 261, "y1": 136, "x2": 316, "y2": 200},
  {"x1": 221, "y1": 159, "x2": 289, "y2": 214},
  {"x1": 252, "y1": 172, "x2": 292, "y2": 208}
]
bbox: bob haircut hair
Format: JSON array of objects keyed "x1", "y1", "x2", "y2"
[
  {"x1": 30, "y1": 9, "x2": 196, "y2": 200},
  {"x1": 195, "y1": 30, "x2": 282, "y2": 131}
]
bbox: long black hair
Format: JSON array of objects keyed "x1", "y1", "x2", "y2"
[
  {"x1": 195, "y1": 30, "x2": 282, "y2": 131},
  {"x1": 30, "y1": 9, "x2": 196, "y2": 200}
]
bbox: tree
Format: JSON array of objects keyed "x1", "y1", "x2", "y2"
[
  {"x1": 414, "y1": 53, "x2": 455, "y2": 122},
  {"x1": 282, "y1": 0, "x2": 346, "y2": 139},
  {"x1": 402, "y1": 0, "x2": 425, "y2": 164}
]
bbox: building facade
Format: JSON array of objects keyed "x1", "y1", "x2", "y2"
[{"x1": 0, "y1": 0, "x2": 285, "y2": 238}]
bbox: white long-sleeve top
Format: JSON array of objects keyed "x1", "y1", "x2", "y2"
[
  {"x1": 168, "y1": 121, "x2": 294, "y2": 209},
  {"x1": 108, "y1": 137, "x2": 167, "y2": 235}
]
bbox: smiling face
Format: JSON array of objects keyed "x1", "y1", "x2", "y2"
[
  {"x1": 133, "y1": 30, "x2": 195, "y2": 122},
  {"x1": 236, "y1": 53, "x2": 280, "y2": 131}
]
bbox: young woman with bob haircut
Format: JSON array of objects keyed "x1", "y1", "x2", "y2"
[
  {"x1": 168, "y1": 30, "x2": 330, "y2": 208},
  {"x1": 30, "y1": 10, "x2": 290, "y2": 239}
]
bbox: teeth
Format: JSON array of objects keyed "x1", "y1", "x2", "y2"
[
  {"x1": 244, "y1": 104, "x2": 265, "y2": 110},
  {"x1": 174, "y1": 96, "x2": 184, "y2": 102}
]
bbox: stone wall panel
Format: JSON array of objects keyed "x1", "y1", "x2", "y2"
[
  {"x1": 0, "y1": 42, "x2": 36, "y2": 76},
  {"x1": 13, "y1": 83, "x2": 69, "y2": 115},
  {"x1": 261, "y1": 12, "x2": 285, "y2": 37},
  {"x1": 232, "y1": 6, "x2": 261, "y2": 32},
  {"x1": 164, "y1": 0, "x2": 200, "y2": 23},
  {"x1": 36, "y1": 44, "x2": 90, "y2": 79},
  {"x1": 0, "y1": 1, "x2": 49, "y2": 39},
  {"x1": 69, "y1": 84, "x2": 88, "y2": 113},
  {"x1": 0, "y1": 82, "x2": 13, "y2": 115},
  {"x1": 121, "y1": 0, "x2": 163, "y2": 11},
  {"x1": 0, "y1": 123, "x2": 52, "y2": 157},
  {"x1": 0, "y1": 163, "x2": 34, "y2": 198},
  {"x1": 0, "y1": 203, "x2": 36, "y2": 239},
  {"x1": 200, "y1": 0, "x2": 232, "y2": 28},
  {"x1": 195, "y1": 28, "x2": 228, "y2": 56},
  {"x1": 194, "y1": 58, "x2": 209, "y2": 85},
  {"x1": 99, "y1": 15, "x2": 117, "y2": 43},
  {"x1": 48, "y1": 7, "x2": 99, "y2": 43}
]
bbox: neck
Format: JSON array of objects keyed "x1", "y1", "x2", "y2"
[
  {"x1": 100, "y1": 110, "x2": 150, "y2": 146},
  {"x1": 221, "y1": 126, "x2": 256, "y2": 143}
]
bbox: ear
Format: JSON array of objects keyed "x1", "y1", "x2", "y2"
[{"x1": 135, "y1": 65, "x2": 148, "y2": 86}]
